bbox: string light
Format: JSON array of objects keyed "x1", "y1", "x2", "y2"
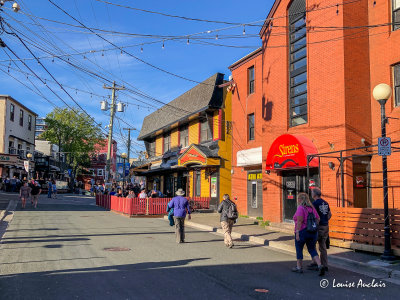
[
  {"x1": 52, "y1": 56, "x2": 54, "y2": 62},
  {"x1": 243, "y1": 25, "x2": 246, "y2": 35},
  {"x1": 120, "y1": 49, "x2": 123, "y2": 55},
  {"x1": 102, "y1": 51, "x2": 104, "y2": 56},
  {"x1": 187, "y1": 37, "x2": 189, "y2": 45},
  {"x1": 215, "y1": 34, "x2": 218, "y2": 40},
  {"x1": 336, "y1": 4, "x2": 339, "y2": 15},
  {"x1": 140, "y1": 46, "x2": 143, "y2": 53},
  {"x1": 162, "y1": 40, "x2": 165, "y2": 49}
]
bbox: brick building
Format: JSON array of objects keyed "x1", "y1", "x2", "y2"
[{"x1": 229, "y1": 0, "x2": 400, "y2": 223}]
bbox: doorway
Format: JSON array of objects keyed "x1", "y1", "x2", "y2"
[
  {"x1": 352, "y1": 156, "x2": 371, "y2": 208},
  {"x1": 282, "y1": 169, "x2": 319, "y2": 222}
]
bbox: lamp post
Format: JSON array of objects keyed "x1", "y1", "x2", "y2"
[
  {"x1": 372, "y1": 83, "x2": 395, "y2": 260},
  {"x1": 121, "y1": 152, "x2": 127, "y2": 192},
  {"x1": 26, "y1": 153, "x2": 32, "y2": 181}
]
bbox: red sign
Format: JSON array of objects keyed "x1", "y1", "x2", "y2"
[
  {"x1": 179, "y1": 146, "x2": 207, "y2": 166},
  {"x1": 266, "y1": 134, "x2": 319, "y2": 170},
  {"x1": 356, "y1": 176, "x2": 365, "y2": 188}
]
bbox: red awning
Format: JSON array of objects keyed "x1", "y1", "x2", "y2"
[{"x1": 265, "y1": 134, "x2": 319, "y2": 170}]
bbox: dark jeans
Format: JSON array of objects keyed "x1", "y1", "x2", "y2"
[
  {"x1": 317, "y1": 225, "x2": 329, "y2": 267},
  {"x1": 295, "y1": 228, "x2": 318, "y2": 260},
  {"x1": 174, "y1": 217, "x2": 185, "y2": 243}
]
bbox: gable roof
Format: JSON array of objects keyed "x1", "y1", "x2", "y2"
[{"x1": 137, "y1": 73, "x2": 225, "y2": 140}]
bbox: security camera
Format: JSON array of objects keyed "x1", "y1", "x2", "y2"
[{"x1": 12, "y1": 2, "x2": 20, "y2": 12}]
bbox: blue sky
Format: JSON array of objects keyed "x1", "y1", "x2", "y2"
[{"x1": 0, "y1": 0, "x2": 273, "y2": 156}]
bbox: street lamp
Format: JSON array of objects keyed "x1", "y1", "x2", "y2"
[
  {"x1": 26, "y1": 153, "x2": 32, "y2": 181},
  {"x1": 372, "y1": 83, "x2": 395, "y2": 261},
  {"x1": 121, "y1": 152, "x2": 127, "y2": 192}
]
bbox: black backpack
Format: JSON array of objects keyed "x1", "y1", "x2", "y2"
[
  {"x1": 226, "y1": 200, "x2": 238, "y2": 220},
  {"x1": 306, "y1": 206, "x2": 317, "y2": 233}
]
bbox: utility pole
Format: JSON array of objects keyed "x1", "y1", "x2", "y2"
[
  {"x1": 123, "y1": 128, "x2": 136, "y2": 182},
  {"x1": 103, "y1": 81, "x2": 124, "y2": 183}
]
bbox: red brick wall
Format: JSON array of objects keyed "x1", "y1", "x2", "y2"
[
  {"x1": 230, "y1": 0, "x2": 382, "y2": 222},
  {"x1": 368, "y1": 0, "x2": 400, "y2": 209}
]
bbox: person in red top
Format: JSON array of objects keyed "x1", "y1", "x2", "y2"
[{"x1": 292, "y1": 192, "x2": 325, "y2": 276}]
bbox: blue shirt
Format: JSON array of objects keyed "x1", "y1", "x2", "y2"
[
  {"x1": 168, "y1": 196, "x2": 190, "y2": 218},
  {"x1": 312, "y1": 198, "x2": 330, "y2": 226}
]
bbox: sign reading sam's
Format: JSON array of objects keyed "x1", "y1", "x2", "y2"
[{"x1": 266, "y1": 134, "x2": 319, "y2": 170}]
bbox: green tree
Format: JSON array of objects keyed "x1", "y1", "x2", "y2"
[{"x1": 40, "y1": 108, "x2": 104, "y2": 180}]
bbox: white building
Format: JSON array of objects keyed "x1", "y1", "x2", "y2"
[{"x1": 0, "y1": 95, "x2": 37, "y2": 178}]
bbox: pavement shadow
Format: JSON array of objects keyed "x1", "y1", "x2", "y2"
[{"x1": 0, "y1": 259, "x2": 395, "y2": 299}]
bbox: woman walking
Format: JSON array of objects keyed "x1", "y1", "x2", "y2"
[
  {"x1": 52, "y1": 180, "x2": 57, "y2": 199},
  {"x1": 19, "y1": 181, "x2": 31, "y2": 209},
  {"x1": 292, "y1": 192, "x2": 325, "y2": 276}
]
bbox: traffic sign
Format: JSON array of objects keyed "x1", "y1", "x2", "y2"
[{"x1": 378, "y1": 137, "x2": 391, "y2": 156}]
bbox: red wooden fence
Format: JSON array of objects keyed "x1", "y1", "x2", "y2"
[{"x1": 95, "y1": 195, "x2": 210, "y2": 216}]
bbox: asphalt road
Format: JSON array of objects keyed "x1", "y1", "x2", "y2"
[{"x1": 0, "y1": 194, "x2": 397, "y2": 300}]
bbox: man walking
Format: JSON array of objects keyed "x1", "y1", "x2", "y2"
[
  {"x1": 217, "y1": 194, "x2": 238, "y2": 248},
  {"x1": 309, "y1": 187, "x2": 331, "y2": 271},
  {"x1": 167, "y1": 188, "x2": 191, "y2": 243},
  {"x1": 29, "y1": 180, "x2": 42, "y2": 209}
]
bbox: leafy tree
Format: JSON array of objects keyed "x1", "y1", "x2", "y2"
[{"x1": 40, "y1": 107, "x2": 104, "y2": 180}]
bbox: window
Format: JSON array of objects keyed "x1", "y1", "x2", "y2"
[
  {"x1": 180, "y1": 124, "x2": 189, "y2": 148},
  {"x1": 248, "y1": 66, "x2": 255, "y2": 94},
  {"x1": 163, "y1": 133, "x2": 171, "y2": 152},
  {"x1": 394, "y1": 0, "x2": 400, "y2": 30},
  {"x1": 200, "y1": 116, "x2": 213, "y2": 142},
  {"x1": 19, "y1": 110, "x2": 24, "y2": 126},
  {"x1": 289, "y1": 0, "x2": 307, "y2": 127},
  {"x1": 394, "y1": 64, "x2": 400, "y2": 106},
  {"x1": 149, "y1": 140, "x2": 156, "y2": 156},
  {"x1": 28, "y1": 115, "x2": 32, "y2": 131},
  {"x1": 10, "y1": 104, "x2": 14, "y2": 121},
  {"x1": 97, "y1": 169, "x2": 104, "y2": 176},
  {"x1": 195, "y1": 170, "x2": 201, "y2": 197},
  {"x1": 248, "y1": 113, "x2": 255, "y2": 141}
]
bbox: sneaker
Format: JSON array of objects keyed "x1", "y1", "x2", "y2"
[
  {"x1": 228, "y1": 244, "x2": 234, "y2": 248},
  {"x1": 307, "y1": 263, "x2": 318, "y2": 270},
  {"x1": 291, "y1": 267, "x2": 303, "y2": 273},
  {"x1": 318, "y1": 265, "x2": 326, "y2": 276}
]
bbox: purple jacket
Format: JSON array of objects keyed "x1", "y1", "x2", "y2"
[{"x1": 168, "y1": 196, "x2": 190, "y2": 218}]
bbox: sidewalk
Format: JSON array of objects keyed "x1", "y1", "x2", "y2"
[{"x1": 165, "y1": 213, "x2": 400, "y2": 284}]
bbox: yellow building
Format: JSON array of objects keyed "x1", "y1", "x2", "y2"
[{"x1": 135, "y1": 73, "x2": 232, "y2": 209}]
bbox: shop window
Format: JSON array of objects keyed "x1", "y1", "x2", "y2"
[
  {"x1": 248, "y1": 113, "x2": 255, "y2": 141},
  {"x1": 146, "y1": 139, "x2": 156, "y2": 157},
  {"x1": 163, "y1": 133, "x2": 171, "y2": 152},
  {"x1": 19, "y1": 109, "x2": 24, "y2": 126},
  {"x1": 248, "y1": 66, "x2": 255, "y2": 94},
  {"x1": 394, "y1": 63, "x2": 400, "y2": 106},
  {"x1": 289, "y1": 0, "x2": 307, "y2": 127},
  {"x1": 394, "y1": 0, "x2": 400, "y2": 31},
  {"x1": 10, "y1": 104, "x2": 14, "y2": 121},
  {"x1": 200, "y1": 116, "x2": 213, "y2": 142},
  {"x1": 28, "y1": 115, "x2": 32, "y2": 131},
  {"x1": 195, "y1": 170, "x2": 201, "y2": 197},
  {"x1": 180, "y1": 124, "x2": 189, "y2": 148}
]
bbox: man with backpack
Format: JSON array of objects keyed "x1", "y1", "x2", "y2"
[
  {"x1": 217, "y1": 194, "x2": 238, "y2": 248},
  {"x1": 309, "y1": 187, "x2": 331, "y2": 272}
]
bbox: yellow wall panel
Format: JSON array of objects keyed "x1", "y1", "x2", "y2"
[
  {"x1": 189, "y1": 170, "x2": 194, "y2": 197},
  {"x1": 213, "y1": 110, "x2": 220, "y2": 140},
  {"x1": 189, "y1": 120, "x2": 199, "y2": 145},
  {"x1": 201, "y1": 169, "x2": 210, "y2": 197},
  {"x1": 155, "y1": 135, "x2": 163, "y2": 156},
  {"x1": 171, "y1": 128, "x2": 179, "y2": 148}
]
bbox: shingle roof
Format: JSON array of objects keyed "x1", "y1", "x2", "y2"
[{"x1": 137, "y1": 73, "x2": 225, "y2": 140}]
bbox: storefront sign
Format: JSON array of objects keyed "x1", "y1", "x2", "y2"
[
  {"x1": 309, "y1": 179, "x2": 316, "y2": 189},
  {"x1": 248, "y1": 173, "x2": 262, "y2": 180},
  {"x1": 355, "y1": 176, "x2": 365, "y2": 188},
  {"x1": 266, "y1": 134, "x2": 319, "y2": 170},
  {"x1": 179, "y1": 146, "x2": 207, "y2": 166}
]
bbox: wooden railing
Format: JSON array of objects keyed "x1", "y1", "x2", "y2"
[{"x1": 330, "y1": 208, "x2": 400, "y2": 249}]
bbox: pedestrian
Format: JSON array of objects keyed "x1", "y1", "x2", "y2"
[
  {"x1": 117, "y1": 188, "x2": 124, "y2": 197},
  {"x1": 139, "y1": 189, "x2": 147, "y2": 199},
  {"x1": 292, "y1": 192, "x2": 325, "y2": 276},
  {"x1": 10, "y1": 176, "x2": 17, "y2": 192},
  {"x1": 29, "y1": 180, "x2": 42, "y2": 208},
  {"x1": 217, "y1": 194, "x2": 238, "y2": 248},
  {"x1": 19, "y1": 181, "x2": 31, "y2": 209},
  {"x1": 167, "y1": 188, "x2": 191, "y2": 243},
  {"x1": 52, "y1": 180, "x2": 57, "y2": 199},
  {"x1": 47, "y1": 180, "x2": 53, "y2": 198},
  {"x1": 126, "y1": 189, "x2": 136, "y2": 199},
  {"x1": 308, "y1": 187, "x2": 331, "y2": 272}
]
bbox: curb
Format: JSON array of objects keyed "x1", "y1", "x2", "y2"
[
  {"x1": 166, "y1": 217, "x2": 400, "y2": 284},
  {"x1": 0, "y1": 199, "x2": 17, "y2": 242}
]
